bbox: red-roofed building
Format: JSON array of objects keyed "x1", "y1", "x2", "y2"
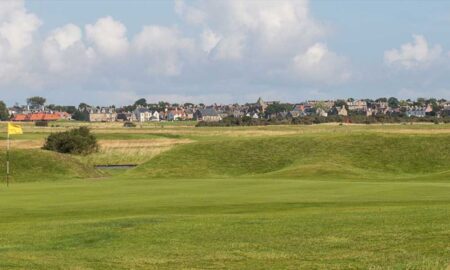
[
  {"x1": 11, "y1": 113, "x2": 62, "y2": 122},
  {"x1": 11, "y1": 114, "x2": 28, "y2": 121}
]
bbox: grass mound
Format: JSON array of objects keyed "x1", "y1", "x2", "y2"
[
  {"x1": 0, "y1": 149, "x2": 102, "y2": 182},
  {"x1": 130, "y1": 134, "x2": 450, "y2": 179}
]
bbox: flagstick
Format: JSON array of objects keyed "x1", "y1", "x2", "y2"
[{"x1": 6, "y1": 131, "x2": 9, "y2": 187}]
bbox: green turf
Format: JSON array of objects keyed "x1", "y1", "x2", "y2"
[
  {"x1": 0, "y1": 149, "x2": 102, "y2": 182},
  {"x1": 0, "y1": 178, "x2": 448, "y2": 269},
  {"x1": 0, "y1": 126, "x2": 449, "y2": 269},
  {"x1": 130, "y1": 133, "x2": 450, "y2": 180}
]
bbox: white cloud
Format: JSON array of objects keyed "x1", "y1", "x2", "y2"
[
  {"x1": 0, "y1": 0, "x2": 41, "y2": 85},
  {"x1": 133, "y1": 25, "x2": 195, "y2": 76},
  {"x1": 42, "y1": 24, "x2": 96, "y2": 74},
  {"x1": 210, "y1": 34, "x2": 245, "y2": 61},
  {"x1": 177, "y1": 0, "x2": 326, "y2": 59},
  {"x1": 176, "y1": 0, "x2": 347, "y2": 84},
  {"x1": 174, "y1": 0, "x2": 205, "y2": 25},
  {"x1": 292, "y1": 43, "x2": 351, "y2": 84},
  {"x1": 200, "y1": 28, "x2": 221, "y2": 53},
  {"x1": 384, "y1": 35, "x2": 442, "y2": 69},
  {"x1": 0, "y1": 1, "x2": 41, "y2": 55},
  {"x1": 0, "y1": 0, "x2": 356, "y2": 104},
  {"x1": 85, "y1": 16, "x2": 129, "y2": 58}
]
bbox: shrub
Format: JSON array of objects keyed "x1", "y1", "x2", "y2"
[
  {"x1": 35, "y1": 120, "x2": 48, "y2": 127},
  {"x1": 123, "y1": 122, "x2": 136, "y2": 128},
  {"x1": 42, "y1": 127, "x2": 99, "y2": 155}
]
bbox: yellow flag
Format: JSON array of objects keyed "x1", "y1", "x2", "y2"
[{"x1": 8, "y1": 123, "x2": 23, "y2": 135}]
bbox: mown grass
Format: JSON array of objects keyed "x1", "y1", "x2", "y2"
[
  {"x1": 0, "y1": 124, "x2": 449, "y2": 269},
  {"x1": 0, "y1": 178, "x2": 449, "y2": 269}
]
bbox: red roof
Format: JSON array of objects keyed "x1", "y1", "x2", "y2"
[
  {"x1": 12, "y1": 114, "x2": 28, "y2": 121},
  {"x1": 12, "y1": 113, "x2": 62, "y2": 122}
]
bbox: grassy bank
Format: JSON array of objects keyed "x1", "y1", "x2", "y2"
[{"x1": 130, "y1": 133, "x2": 450, "y2": 180}]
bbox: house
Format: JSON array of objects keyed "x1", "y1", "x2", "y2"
[
  {"x1": 245, "y1": 112, "x2": 259, "y2": 119},
  {"x1": 338, "y1": 106, "x2": 348, "y2": 116},
  {"x1": 185, "y1": 109, "x2": 194, "y2": 120},
  {"x1": 307, "y1": 100, "x2": 334, "y2": 109},
  {"x1": 194, "y1": 108, "x2": 222, "y2": 122},
  {"x1": 150, "y1": 111, "x2": 160, "y2": 121},
  {"x1": 316, "y1": 108, "x2": 328, "y2": 117},
  {"x1": 288, "y1": 110, "x2": 306, "y2": 118},
  {"x1": 167, "y1": 109, "x2": 185, "y2": 121},
  {"x1": 290, "y1": 104, "x2": 310, "y2": 117},
  {"x1": 406, "y1": 107, "x2": 426, "y2": 117},
  {"x1": 230, "y1": 109, "x2": 244, "y2": 118},
  {"x1": 375, "y1": 101, "x2": 388, "y2": 110},
  {"x1": 11, "y1": 114, "x2": 28, "y2": 121},
  {"x1": 347, "y1": 100, "x2": 367, "y2": 111},
  {"x1": 134, "y1": 108, "x2": 152, "y2": 122},
  {"x1": 88, "y1": 107, "x2": 117, "y2": 122},
  {"x1": 11, "y1": 113, "x2": 62, "y2": 122},
  {"x1": 442, "y1": 101, "x2": 450, "y2": 110}
]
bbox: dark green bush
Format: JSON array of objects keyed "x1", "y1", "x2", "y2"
[
  {"x1": 123, "y1": 122, "x2": 136, "y2": 128},
  {"x1": 35, "y1": 120, "x2": 48, "y2": 127},
  {"x1": 42, "y1": 127, "x2": 99, "y2": 155}
]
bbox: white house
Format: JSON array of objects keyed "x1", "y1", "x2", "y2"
[
  {"x1": 134, "y1": 108, "x2": 152, "y2": 122},
  {"x1": 150, "y1": 111, "x2": 160, "y2": 121}
]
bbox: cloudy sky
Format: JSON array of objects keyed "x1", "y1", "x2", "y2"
[{"x1": 2, "y1": 0, "x2": 450, "y2": 106}]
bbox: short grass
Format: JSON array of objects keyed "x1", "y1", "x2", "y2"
[
  {"x1": 0, "y1": 124, "x2": 449, "y2": 269},
  {"x1": 0, "y1": 178, "x2": 449, "y2": 269}
]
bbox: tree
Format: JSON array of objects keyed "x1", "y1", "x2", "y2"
[
  {"x1": 71, "y1": 111, "x2": 89, "y2": 121},
  {"x1": 78, "y1": 103, "x2": 90, "y2": 111},
  {"x1": 26, "y1": 96, "x2": 46, "y2": 107},
  {"x1": 416, "y1": 98, "x2": 426, "y2": 107},
  {"x1": 335, "y1": 99, "x2": 347, "y2": 109},
  {"x1": 375, "y1": 97, "x2": 387, "y2": 103},
  {"x1": 265, "y1": 103, "x2": 293, "y2": 115},
  {"x1": 0, "y1": 101, "x2": 9, "y2": 121},
  {"x1": 134, "y1": 98, "x2": 147, "y2": 107},
  {"x1": 388, "y1": 97, "x2": 399, "y2": 108},
  {"x1": 64, "y1": 106, "x2": 77, "y2": 114},
  {"x1": 399, "y1": 100, "x2": 408, "y2": 106},
  {"x1": 158, "y1": 101, "x2": 167, "y2": 109}
]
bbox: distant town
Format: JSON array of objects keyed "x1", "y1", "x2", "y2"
[{"x1": 3, "y1": 96, "x2": 450, "y2": 125}]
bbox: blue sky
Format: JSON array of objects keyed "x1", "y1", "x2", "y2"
[{"x1": 1, "y1": 0, "x2": 450, "y2": 105}]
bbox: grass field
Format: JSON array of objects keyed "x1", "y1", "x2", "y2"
[{"x1": 0, "y1": 123, "x2": 449, "y2": 269}]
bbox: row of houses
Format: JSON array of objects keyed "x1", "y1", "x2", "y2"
[
  {"x1": 84, "y1": 106, "x2": 223, "y2": 122},
  {"x1": 11, "y1": 112, "x2": 71, "y2": 122},
  {"x1": 9, "y1": 98, "x2": 450, "y2": 123}
]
